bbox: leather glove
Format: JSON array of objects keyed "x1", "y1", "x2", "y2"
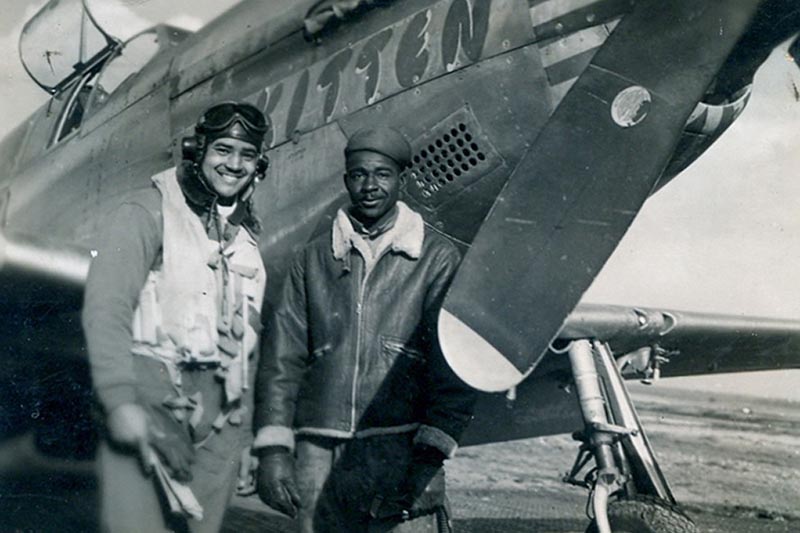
[
  {"x1": 146, "y1": 403, "x2": 196, "y2": 482},
  {"x1": 105, "y1": 402, "x2": 194, "y2": 482},
  {"x1": 369, "y1": 444, "x2": 447, "y2": 521},
  {"x1": 125, "y1": 354, "x2": 195, "y2": 482},
  {"x1": 256, "y1": 446, "x2": 301, "y2": 518}
]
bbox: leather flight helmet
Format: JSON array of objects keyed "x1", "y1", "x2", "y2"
[{"x1": 181, "y1": 102, "x2": 271, "y2": 177}]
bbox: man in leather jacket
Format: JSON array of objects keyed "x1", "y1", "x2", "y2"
[
  {"x1": 253, "y1": 127, "x2": 476, "y2": 532},
  {"x1": 82, "y1": 102, "x2": 269, "y2": 532}
]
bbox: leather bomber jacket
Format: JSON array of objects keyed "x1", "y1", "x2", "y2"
[{"x1": 254, "y1": 213, "x2": 476, "y2": 450}]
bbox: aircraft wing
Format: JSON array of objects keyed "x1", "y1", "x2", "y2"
[
  {"x1": 461, "y1": 302, "x2": 800, "y2": 446},
  {"x1": 562, "y1": 303, "x2": 800, "y2": 378}
]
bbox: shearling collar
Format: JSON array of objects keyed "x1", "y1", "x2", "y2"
[{"x1": 332, "y1": 201, "x2": 424, "y2": 261}]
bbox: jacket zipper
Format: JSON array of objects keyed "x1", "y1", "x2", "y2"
[
  {"x1": 349, "y1": 245, "x2": 393, "y2": 433},
  {"x1": 350, "y1": 258, "x2": 364, "y2": 433}
]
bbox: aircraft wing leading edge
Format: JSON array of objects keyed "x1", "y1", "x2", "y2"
[{"x1": 563, "y1": 303, "x2": 800, "y2": 378}]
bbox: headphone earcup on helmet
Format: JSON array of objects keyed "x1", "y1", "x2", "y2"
[
  {"x1": 255, "y1": 155, "x2": 269, "y2": 181},
  {"x1": 181, "y1": 136, "x2": 204, "y2": 163}
]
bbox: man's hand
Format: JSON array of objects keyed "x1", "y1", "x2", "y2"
[
  {"x1": 106, "y1": 402, "x2": 195, "y2": 482},
  {"x1": 369, "y1": 445, "x2": 446, "y2": 521},
  {"x1": 237, "y1": 446, "x2": 259, "y2": 496},
  {"x1": 256, "y1": 446, "x2": 301, "y2": 518},
  {"x1": 106, "y1": 403, "x2": 155, "y2": 473}
]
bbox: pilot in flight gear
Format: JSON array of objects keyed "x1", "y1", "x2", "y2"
[
  {"x1": 82, "y1": 102, "x2": 269, "y2": 533},
  {"x1": 253, "y1": 126, "x2": 477, "y2": 532}
]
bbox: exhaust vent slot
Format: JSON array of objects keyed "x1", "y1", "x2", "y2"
[{"x1": 407, "y1": 107, "x2": 501, "y2": 209}]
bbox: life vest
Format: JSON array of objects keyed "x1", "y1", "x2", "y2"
[{"x1": 131, "y1": 168, "x2": 266, "y2": 404}]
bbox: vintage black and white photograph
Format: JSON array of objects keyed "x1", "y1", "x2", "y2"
[{"x1": 1, "y1": 1, "x2": 799, "y2": 532}]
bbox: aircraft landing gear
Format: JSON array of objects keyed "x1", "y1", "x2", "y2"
[
  {"x1": 563, "y1": 340, "x2": 698, "y2": 533},
  {"x1": 584, "y1": 495, "x2": 696, "y2": 533}
]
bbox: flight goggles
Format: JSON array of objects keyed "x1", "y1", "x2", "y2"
[{"x1": 196, "y1": 102, "x2": 268, "y2": 144}]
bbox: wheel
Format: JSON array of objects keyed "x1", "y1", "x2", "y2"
[{"x1": 585, "y1": 494, "x2": 697, "y2": 533}]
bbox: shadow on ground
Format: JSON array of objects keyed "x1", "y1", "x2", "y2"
[{"x1": 223, "y1": 506, "x2": 587, "y2": 533}]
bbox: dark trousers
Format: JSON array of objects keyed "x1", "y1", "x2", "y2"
[{"x1": 295, "y1": 433, "x2": 446, "y2": 533}]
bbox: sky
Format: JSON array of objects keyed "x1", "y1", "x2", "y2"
[{"x1": 1, "y1": 0, "x2": 798, "y2": 399}]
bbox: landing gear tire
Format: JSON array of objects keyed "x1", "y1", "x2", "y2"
[{"x1": 585, "y1": 495, "x2": 697, "y2": 533}]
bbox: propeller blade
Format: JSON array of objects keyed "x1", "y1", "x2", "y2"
[{"x1": 439, "y1": 0, "x2": 761, "y2": 392}]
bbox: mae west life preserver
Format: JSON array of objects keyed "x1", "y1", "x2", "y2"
[{"x1": 130, "y1": 168, "x2": 266, "y2": 404}]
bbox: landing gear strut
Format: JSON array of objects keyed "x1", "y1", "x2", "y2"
[{"x1": 564, "y1": 340, "x2": 697, "y2": 533}]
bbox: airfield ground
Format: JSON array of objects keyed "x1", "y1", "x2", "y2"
[
  {"x1": 225, "y1": 384, "x2": 800, "y2": 533},
  {"x1": 2, "y1": 384, "x2": 798, "y2": 532}
]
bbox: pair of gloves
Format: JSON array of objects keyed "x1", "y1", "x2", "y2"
[
  {"x1": 106, "y1": 402, "x2": 195, "y2": 482},
  {"x1": 255, "y1": 444, "x2": 447, "y2": 521},
  {"x1": 108, "y1": 402, "x2": 262, "y2": 494}
]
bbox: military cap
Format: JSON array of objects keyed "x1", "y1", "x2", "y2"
[{"x1": 345, "y1": 127, "x2": 412, "y2": 169}]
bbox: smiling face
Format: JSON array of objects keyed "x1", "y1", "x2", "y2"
[
  {"x1": 200, "y1": 137, "x2": 259, "y2": 199},
  {"x1": 344, "y1": 150, "x2": 404, "y2": 225}
]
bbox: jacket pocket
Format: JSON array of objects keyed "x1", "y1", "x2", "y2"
[
  {"x1": 380, "y1": 336, "x2": 424, "y2": 363},
  {"x1": 310, "y1": 343, "x2": 332, "y2": 365},
  {"x1": 377, "y1": 336, "x2": 425, "y2": 399}
]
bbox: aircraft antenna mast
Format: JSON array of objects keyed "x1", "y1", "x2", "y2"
[{"x1": 79, "y1": 5, "x2": 87, "y2": 63}]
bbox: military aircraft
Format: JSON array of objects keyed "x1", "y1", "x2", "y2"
[{"x1": 2, "y1": 0, "x2": 800, "y2": 531}]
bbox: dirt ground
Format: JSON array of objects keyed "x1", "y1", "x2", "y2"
[
  {"x1": 438, "y1": 383, "x2": 800, "y2": 533},
  {"x1": 226, "y1": 383, "x2": 800, "y2": 533},
  {"x1": 1, "y1": 383, "x2": 798, "y2": 532}
]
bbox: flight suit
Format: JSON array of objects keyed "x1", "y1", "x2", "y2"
[{"x1": 84, "y1": 167, "x2": 266, "y2": 532}]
